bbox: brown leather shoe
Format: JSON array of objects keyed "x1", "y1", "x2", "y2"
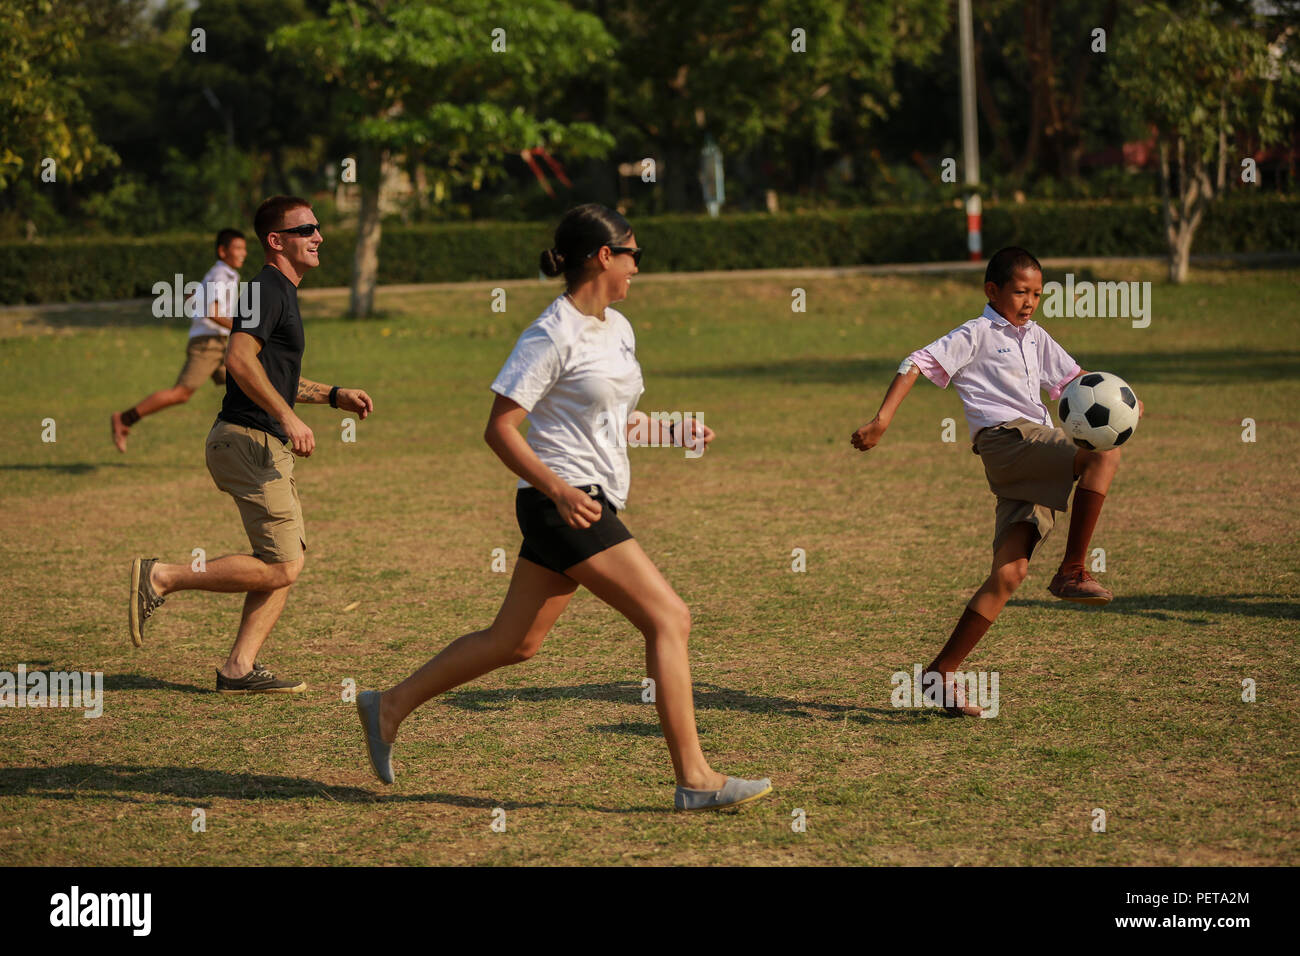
[
  {"x1": 1047, "y1": 566, "x2": 1113, "y2": 605},
  {"x1": 922, "y1": 669, "x2": 984, "y2": 717}
]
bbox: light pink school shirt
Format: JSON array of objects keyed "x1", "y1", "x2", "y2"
[{"x1": 908, "y1": 304, "x2": 1081, "y2": 442}]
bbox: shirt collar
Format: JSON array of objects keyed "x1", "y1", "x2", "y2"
[{"x1": 984, "y1": 303, "x2": 1034, "y2": 332}]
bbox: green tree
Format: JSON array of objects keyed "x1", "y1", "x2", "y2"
[
  {"x1": 273, "y1": 0, "x2": 617, "y2": 317},
  {"x1": 583, "y1": 0, "x2": 950, "y2": 211},
  {"x1": 971, "y1": 0, "x2": 1123, "y2": 183},
  {"x1": 0, "y1": 0, "x2": 116, "y2": 192},
  {"x1": 165, "y1": 0, "x2": 334, "y2": 199},
  {"x1": 1112, "y1": 3, "x2": 1296, "y2": 282}
]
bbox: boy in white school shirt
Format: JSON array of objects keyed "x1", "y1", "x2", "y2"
[
  {"x1": 110, "y1": 228, "x2": 246, "y2": 452},
  {"x1": 850, "y1": 247, "x2": 1143, "y2": 716}
]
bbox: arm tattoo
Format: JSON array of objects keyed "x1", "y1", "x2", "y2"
[{"x1": 296, "y1": 379, "x2": 327, "y2": 403}]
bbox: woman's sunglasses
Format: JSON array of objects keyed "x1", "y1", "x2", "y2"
[{"x1": 586, "y1": 244, "x2": 643, "y2": 266}]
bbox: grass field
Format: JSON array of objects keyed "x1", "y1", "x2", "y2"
[{"x1": 1, "y1": 263, "x2": 1297, "y2": 865}]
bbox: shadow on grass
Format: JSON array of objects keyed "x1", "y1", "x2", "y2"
[
  {"x1": 103, "y1": 673, "x2": 209, "y2": 694},
  {"x1": 0, "y1": 764, "x2": 382, "y2": 804},
  {"x1": 656, "y1": 349, "x2": 1300, "y2": 387},
  {"x1": 0, "y1": 463, "x2": 124, "y2": 475},
  {"x1": 590, "y1": 721, "x2": 662, "y2": 736},
  {"x1": 1011, "y1": 592, "x2": 1300, "y2": 622},
  {"x1": 0, "y1": 303, "x2": 157, "y2": 332},
  {"x1": 448, "y1": 680, "x2": 853, "y2": 716},
  {"x1": 448, "y1": 680, "x2": 929, "y2": 725},
  {"x1": 0, "y1": 765, "x2": 675, "y2": 814},
  {"x1": 0, "y1": 764, "x2": 580, "y2": 810},
  {"x1": 657, "y1": 357, "x2": 894, "y2": 386}
]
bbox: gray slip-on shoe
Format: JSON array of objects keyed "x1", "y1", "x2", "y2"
[
  {"x1": 675, "y1": 775, "x2": 772, "y2": 812},
  {"x1": 356, "y1": 690, "x2": 394, "y2": 785}
]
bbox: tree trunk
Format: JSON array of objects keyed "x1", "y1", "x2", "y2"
[
  {"x1": 1162, "y1": 134, "x2": 1213, "y2": 285},
  {"x1": 1216, "y1": 97, "x2": 1227, "y2": 192},
  {"x1": 409, "y1": 153, "x2": 426, "y2": 223},
  {"x1": 1158, "y1": 137, "x2": 1180, "y2": 283},
  {"x1": 351, "y1": 144, "x2": 384, "y2": 318},
  {"x1": 1170, "y1": 225, "x2": 1192, "y2": 283}
]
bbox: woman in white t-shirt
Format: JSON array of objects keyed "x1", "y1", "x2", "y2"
[{"x1": 357, "y1": 204, "x2": 771, "y2": 812}]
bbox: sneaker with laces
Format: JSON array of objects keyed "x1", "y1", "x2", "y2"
[
  {"x1": 1047, "y1": 566, "x2": 1113, "y2": 605},
  {"x1": 216, "y1": 662, "x2": 306, "y2": 694},
  {"x1": 129, "y1": 557, "x2": 165, "y2": 647}
]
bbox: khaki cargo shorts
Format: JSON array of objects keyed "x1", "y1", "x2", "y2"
[
  {"x1": 974, "y1": 417, "x2": 1079, "y2": 555},
  {"x1": 205, "y1": 420, "x2": 306, "y2": 564},
  {"x1": 177, "y1": 334, "x2": 229, "y2": 391}
]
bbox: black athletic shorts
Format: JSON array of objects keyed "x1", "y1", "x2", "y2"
[{"x1": 515, "y1": 483, "x2": 633, "y2": 575}]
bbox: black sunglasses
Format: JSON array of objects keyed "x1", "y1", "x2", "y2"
[
  {"x1": 273, "y1": 223, "x2": 322, "y2": 238},
  {"x1": 587, "y1": 244, "x2": 643, "y2": 266}
]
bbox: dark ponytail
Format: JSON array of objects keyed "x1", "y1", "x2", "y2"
[
  {"x1": 539, "y1": 247, "x2": 567, "y2": 277},
  {"x1": 540, "y1": 203, "x2": 632, "y2": 287}
]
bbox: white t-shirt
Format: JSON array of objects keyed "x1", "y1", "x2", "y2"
[
  {"x1": 490, "y1": 295, "x2": 645, "y2": 510},
  {"x1": 186, "y1": 260, "x2": 239, "y2": 339}
]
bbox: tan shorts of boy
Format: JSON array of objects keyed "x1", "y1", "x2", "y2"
[
  {"x1": 177, "y1": 335, "x2": 228, "y2": 391},
  {"x1": 974, "y1": 417, "x2": 1079, "y2": 555},
  {"x1": 205, "y1": 420, "x2": 306, "y2": 564}
]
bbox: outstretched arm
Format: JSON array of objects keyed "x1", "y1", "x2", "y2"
[
  {"x1": 295, "y1": 378, "x2": 330, "y2": 404},
  {"x1": 625, "y1": 410, "x2": 715, "y2": 452},
  {"x1": 296, "y1": 376, "x2": 374, "y2": 418},
  {"x1": 851, "y1": 364, "x2": 920, "y2": 452}
]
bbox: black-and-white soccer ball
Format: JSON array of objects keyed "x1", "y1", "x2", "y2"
[{"x1": 1058, "y1": 372, "x2": 1139, "y2": 451}]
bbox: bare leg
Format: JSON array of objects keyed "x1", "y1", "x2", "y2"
[
  {"x1": 111, "y1": 386, "x2": 195, "y2": 452},
  {"x1": 220, "y1": 585, "x2": 293, "y2": 679},
  {"x1": 1060, "y1": 447, "x2": 1122, "y2": 575},
  {"x1": 143, "y1": 554, "x2": 302, "y2": 677},
  {"x1": 135, "y1": 384, "x2": 195, "y2": 418},
  {"x1": 151, "y1": 554, "x2": 301, "y2": 596},
  {"x1": 378, "y1": 557, "x2": 578, "y2": 741},
  {"x1": 968, "y1": 523, "x2": 1037, "y2": 623},
  {"x1": 1073, "y1": 446, "x2": 1121, "y2": 494},
  {"x1": 565, "y1": 539, "x2": 726, "y2": 791},
  {"x1": 926, "y1": 523, "x2": 1037, "y2": 708}
]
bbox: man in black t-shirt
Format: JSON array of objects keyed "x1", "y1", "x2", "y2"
[{"x1": 127, "y1": 196, "x2": 375, "y2": 694}]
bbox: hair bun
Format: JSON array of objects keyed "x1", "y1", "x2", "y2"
[{"x1": 539, "y1": 247, "x2": 566, "y2": 277}]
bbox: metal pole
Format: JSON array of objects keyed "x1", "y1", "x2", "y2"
[{"x1": 957, "y1": 0, "x2": 982, "y2": 261}]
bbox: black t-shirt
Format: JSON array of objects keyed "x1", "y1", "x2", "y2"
[{"x1": 218, "y1": 264, "x2": 305, "y2": 442}]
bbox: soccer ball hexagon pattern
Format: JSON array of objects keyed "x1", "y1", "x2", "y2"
[{"x1": 1058, "y1": 372, "x2": 1139, "y2": 451}]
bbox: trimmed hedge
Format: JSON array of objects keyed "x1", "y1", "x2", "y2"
[{"x1": 2, "y1": 196, "x2": 1295, "y2": 305}]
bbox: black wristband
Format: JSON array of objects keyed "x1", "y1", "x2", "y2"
[{"x1": 328, "y1": 385, "x2": 340, "y2": 408}]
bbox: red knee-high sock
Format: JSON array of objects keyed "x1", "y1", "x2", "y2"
[
  {"x1": 1060, "y1": 488, "x2": 1106, "y2": 572},
  {"x1": 928, "y1": 606, "x2": 994, "y2": 675}
]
